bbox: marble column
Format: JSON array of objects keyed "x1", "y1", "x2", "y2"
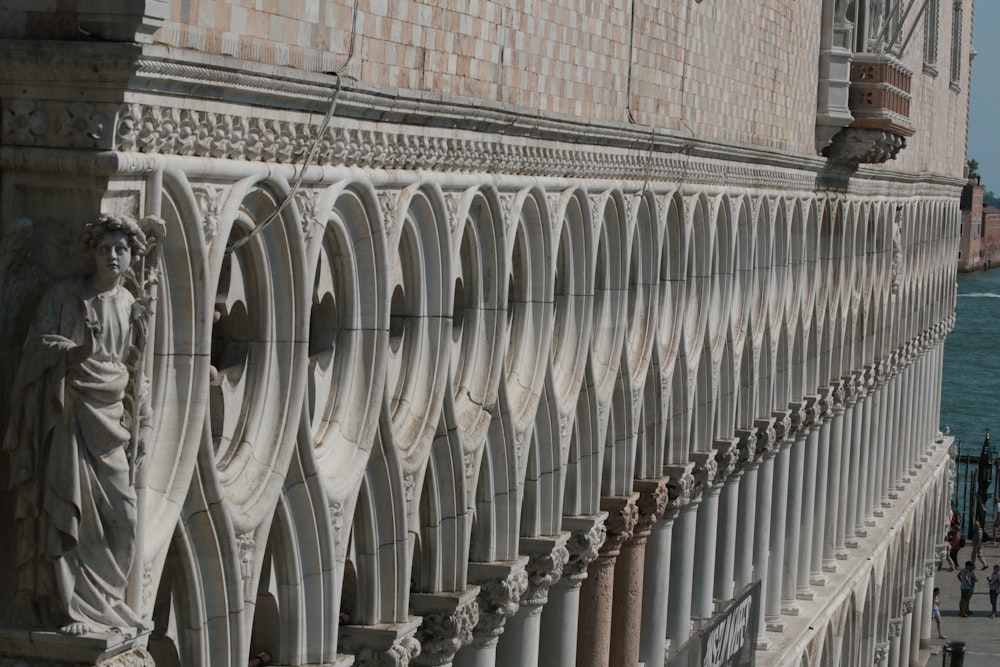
[
  {"x1": 640, "y1": 464, "x2": 695, "y2": 666},
  {"x1": 713, "y1": 439, "x2": 743, "y2": 606},
  {"x1": 821, "y1": 386, "x2": 842, "y2": 570},
  {"x1": 875, "y1": 642, "x2": 890, "y2": 667},
  {"x1": 838, "y1": 377, "x2": 858, "y2": 550},
  {"x1": 795, "y1": 399, "x2": 819, "y2": 599},
  {"x1": 610, "y1": 479, "x2": 669, "y2": 667},
  {"x1": 458, "y1": 559, "x2": 529, "y2": 667},
  {"x1": 538, "y1": 515, "x2": 606, "y2": 667},
  {"x1": 856, "y1": 386, "x2": 874, "y2": 534},
  {"x1": 812, "y1": 392, "x2": 833, "y2": 583},
  {"x1": 920, "y1": 562, "x2": 935, "y2": 650},
  {"x1": 781, "y1": 415, "x2": 806, "y2": 614},
  {"x1": 496, "y1": 537, "x2": 569, "y2": 667},
  {"x1": 577, "y1": 495, "x2": 639, "y2": 667},
  {"x1": 910, "y1": 584, "x2": 924, "y2": 666},
  {"x1": 411, "y1": 588, "x2": 481, "y2": 667},
  {"x1": 691, "y1": 451, "x2": 722, "y2": 622},
  {"x1": 733, "y1": 430, "x2": 759, "y2": 593},
  {"x1": 766, "y1": 417, "x2": 792, "y2": 630},
  {"x1": 888, "y1": 618, "x2": 902, "y2": 667},
  {"x1": 900, "y1": 599, "x2": 914, "y2": 667},
  {"x1": 339, "y1": 618, "x2": 423, "y2": 667},
  {"x1": 667, "y1": 497, "x2": 702, "y2": 649},
  {"x1": 751, "y1": 420, "x2": 778, "y2": 648}
]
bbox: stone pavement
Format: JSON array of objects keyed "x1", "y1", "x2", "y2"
[{"x1": 931, "y1": 537, "x2": 1000, "y2": 666}]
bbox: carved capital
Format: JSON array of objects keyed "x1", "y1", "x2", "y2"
[
  {"x1": 752, "y1": 418, "x2": 778, "y2": 459},
  {"x1": 520, "y1": 534, "x2": 571, "y2": 609},
  {"x1": 712, "y1": 438, "x2": 741, "y2": 483},
  {"x1": 874, "y1": 642, "x2": 890, "y2": 662},
  {"x1": 411, "y1": 589, "x2": 480, "y2": 667},
  {"x1": 690, "y1": 451, "x2": 718, "y2": 490},
  {"x1": 467, "y1": 559, "x2": 529, "y2": 648},
  {"x1": 734, "y1": 428, "x2": 758, "y2": 464},
  {"x1": 664, "y1": 462, "x2": 697, "y2": 509},
  {"x1": 561, "y1": 514, "x2": 609, "y2": 583},
  {"x1": 771, "y1": 410, "x2": 792, "y2": 443},
  {"x1": 888, "y1": 618, "x2": 902, "y2": 639},
  {"x1": 598, "y1": 494, "x2": 640, "y2": 556},
  {"x1": 634, "y1": 478, "x2": 671, "y2": 534},
  {"x1": 340, "y1": 618, "x2": 423, "y2": 667},
  {"x1": 901, "y1": 597, "x2": 914, "y2": 615}
]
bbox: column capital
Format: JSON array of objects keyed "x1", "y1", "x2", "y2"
[
  {"x1": 711, "y1": 438, "x2": 741, "y2": 484},
  {"x1": 888, "y1": 618, "x2": 903, "y2": 639},
  {"x1": 829, "y1": 379, "x2": 846, "y2": 414},
  {"x1": 690, "y1": 451, "x2": 719, "y2": 490},
  {"x1": 901, "y1": 597, "x2": 915, "y2": 615},
  {"x1": 560, "y1": 513, "x2": 609, "y2": 585},
  {"x1": 598, "y1": 493, "x2": 640, "y2": 557},
  {"x1": 411, "y1": 588, "x2": 480, "y2": 666},
  {"x1": 520, "y1": 534, "x2": 571, "y2": 610},
  {"x1": 340, "y1": 617, "x2": 423, "y2": 667},
  {"x1": 466, "y1": 558, "x2": 530, "y2": 649},
  {"x1": 634, "y1": 477, "x2": 671, "y2": 533},
  {"x1": 664, "y1": 462, "x2": 697, "y2": 509},
  {"x1": 914, "y1": 578, "x2": 925, "y2": 592},
  {"x1": 770, "y1": 409, "x2": 793, "y2": 444},
  {"x1": 874, "y1": 642, "x2": 890, "y2": 662},
  {"x1": 925, "y1": 558, "x2": 939, "y2": 579},
  {"x1": 752, "y1": 418, "x2": 778, "y2": 459}
]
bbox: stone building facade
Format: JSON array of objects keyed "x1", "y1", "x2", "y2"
[
  {"x1": 0, "y1": 1, "x2": 973, "y2": 666},
  {"x1": 958, "y1": 180, "x2": 1000, "y2": 271}
]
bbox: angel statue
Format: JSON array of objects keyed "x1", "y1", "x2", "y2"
[{"x1": 2, "y1": 213, "x2": 161, "y2": 637}]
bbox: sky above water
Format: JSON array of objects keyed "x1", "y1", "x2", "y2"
[{"x1": 969, "y1": 3, "x2": 1000, "y2": 191}]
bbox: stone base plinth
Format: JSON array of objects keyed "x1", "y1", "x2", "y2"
[{"x1": 0, "y1": 627, "x2": 152, "y2": 666}]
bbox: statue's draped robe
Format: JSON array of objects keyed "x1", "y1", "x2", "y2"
[{"x1": 4, "y1": 278, "x2": 142, "y2": 631}]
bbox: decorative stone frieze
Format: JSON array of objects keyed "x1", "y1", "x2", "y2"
[
  {"x1": 411, "y1": 589, "x2": 480, "y2": 667},
  {"x1": 520, "y1": 535, "x2": 571, "y2": 610},
  {"x1": 466, "y1": 559, "x2": 530, "y2": 649}
]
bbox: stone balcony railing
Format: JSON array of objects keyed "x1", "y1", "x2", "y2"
[{"x1": 823, "y1": 53, "x2": 915, "y2": 167}]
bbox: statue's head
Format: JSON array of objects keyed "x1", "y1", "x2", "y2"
[{"x1": 81, "y1": 214, "x2": 147, "y2": 261}]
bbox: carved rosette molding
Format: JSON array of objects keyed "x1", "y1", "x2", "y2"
[
  {"x1": 560, "y1": 515, "x2": 609, "y2": 584},
  {"x1": 411, "y1": 590, "x2": 480, "y2": 667},
  {"x1": 466, "y1": 561, "x2": 529, "y2": 649}
]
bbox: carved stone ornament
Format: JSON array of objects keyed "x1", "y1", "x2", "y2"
[
  {"x1": 901, "y1": 597, "x2": 915, "y2": 615},
  {"x1": 925, "y1": 559, "x2": 939, "y2": 579},
  {"x1": 634, "y1": 478, "x2": 670, "y2": 534},
  {"x1": 665, "y1": 464, "x2": 697, "y2": 509},
  {"x1": 691, "y1": 452, "x2": 718, "y2": 491},
  {"x1": 470, "y1": 568, "x2": 529, "y2": 648},
  {"x1": 711, "y1": 439, "x2": 740, "y2": 484},
  {"x1": 824, "y1": 127, "x2": 906, "y2": 166},
  {"x1": 2, "y1": 213, "x2": 162, "y2": 637},
  {"x1": 888, "y1": 618, "x2": 902, "y2": 639},
  {"x1": 352, "y1": 636, "x2": 422, "y2": 667},
  {"x1": 412, "y1": 595, "x2": 479, "y2": 667},
  {"x1": 771, "y1": 411, "x2": 792, "y2": 444},
  {"x1": 598, "y1": 495, "x2": 640, "y2": 557},
  {"x1": 0, "y1": 647, "x2": 155, "y2": 667},
  {"x1": 873, "y1": 642, "x2": 890, "y2": 662},
  {"x1": 753, "y1": 419, "x2": 778, "y2": 459},
  {"x1": 521, "y1": 541, "x2": 570, "y2": 608},
  {"x1": 733, "y1": 428, "x2": 758, "y2": 464},
  {"x1": 562, "y1": 520, "x2": 608, "y2": 582}
]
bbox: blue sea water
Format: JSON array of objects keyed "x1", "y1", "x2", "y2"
[
  {"x1": 941, "y1": 269, "x2": 1000, "y2": 520},
  {"x1": 941, "y1": 269, "x2": 1000, "y2": 454}
]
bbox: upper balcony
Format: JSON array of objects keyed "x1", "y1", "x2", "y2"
[{"x1": 823, "y1": 53, "x2": 915, "y2": 167}]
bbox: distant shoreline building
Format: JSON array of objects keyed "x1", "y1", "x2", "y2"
[
  {"x1": 959, "y1": 180, "x2": 1000, "y2": 271},
  {"x1": 0, "y1": 1, "x2": 974, "y2": 666}
]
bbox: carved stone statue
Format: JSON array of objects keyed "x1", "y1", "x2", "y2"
[{"x1": 3, "y1": 214, "x2": 154, "y2": 636}]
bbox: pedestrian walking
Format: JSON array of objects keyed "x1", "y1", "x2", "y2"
[
  {"x1": 932, "y1": 587, "x2": 945, "y2": 638},
  {"x1": 990, "y1": 566, "x2": 1000, "y2": 618},
  {"x1": 960, "y1": 561, "x2": 978, "y2": 617},
  {"x1": 948, "y1": 525, "x2": 964, "y2": 571},
  {"x1": 972, "y1": 521, "x2": 988, "y2": 570}
]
